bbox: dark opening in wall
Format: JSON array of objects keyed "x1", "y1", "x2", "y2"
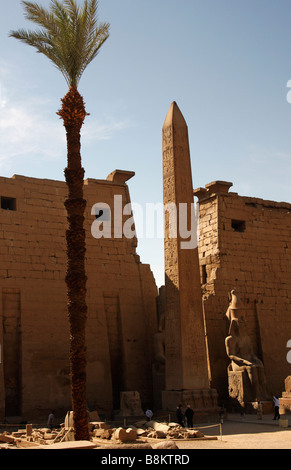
[
  {"x1": 1, "y1": 197, "x2": 16, "y2": 211},
  {"x1": 201, "y1": 264, "x2": 207, "y2": 284},
  {"x1": 231, "y1": 219, "x2": 246, "y2": 232}
]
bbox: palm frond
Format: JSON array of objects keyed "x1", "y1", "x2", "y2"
[
  {"x1": 9, "y1": 0, "x2": 110, "y2": 88},
  {"x1": 21, "y1": 1, "x2": 60, "y2": 37}
]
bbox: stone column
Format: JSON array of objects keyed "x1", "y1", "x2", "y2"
[{"x1": 162, "y1": 102, "x2": 216, "y2": 414}]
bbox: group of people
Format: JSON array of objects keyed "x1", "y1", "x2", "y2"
[
  {"x1": 176, "y1": 404, "x2": 194, "y2": 428},
  {"x1": 145, "y1": 404, "x2": 194, "y2": 428}
]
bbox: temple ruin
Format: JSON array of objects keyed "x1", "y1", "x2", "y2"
[
  {"x1": 0, "y1": 102, "x2": 291, "y2": 423},
  {"x1": 194, "y1": 178, "x2": 291, "y2": 406},
  {"x1": 0, "y1": 171, "x2": 158, "y2": 421}
]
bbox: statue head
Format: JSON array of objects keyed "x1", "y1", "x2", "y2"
[
  {"x1": 226, "y1": 289, "x2": 243, "y2": 322},
  {"x1": 229, "y1": 289, "x2": 242, "y2": 309}
]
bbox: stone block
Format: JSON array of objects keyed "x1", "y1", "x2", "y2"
[
  {"x1": 285, "y1": 376, "x2": 291, "y2": 394},
  {"x1": 94, "y1": 422, "x2": 110, "y2": 430},
  {"x1": 113, "y1": 427, "x2": 137, "y2": 442},
  {"x1": 189, "y1": 430, "x2": 204, "y2": 438},
  {"x1": 64, "y1": 411, "x2": 74, "y2": 428},
  {"x1": 100, "y1": 429, "x2": 113, "y2": 439},
  {"x1": 152, "y1": 422, "x2": 170, "y2": 433},
  {"x1": 152, "y1": 440, "x2": 178, "y2": 449},
  {"x1": 93, "y1": 429, "x2": 105, "y2": 438},
  {"x1": 39, "y1": 440, "x2": 98, "y2": 449},
  {"x1": 279, "y1": 418, "x2": 289, "y2": 428},
  {"x1": 26, "y1": 424, "x2": 33, "y2": 436},
  {"x1": 0, "y1": 433, "x2": 16, "y2": 444},
  {"x1": 279, "y1": 398, "x2": 291, "y2": 414},
  {"x1": 147, "y1": 430, "x2": 166, "y2": 439}
]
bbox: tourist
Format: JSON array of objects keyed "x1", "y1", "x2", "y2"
[
  {"x1": 176, "y1": 404, "x2": 184, "y2": 427},
  {"x1": 145, "y1": 409, "x2": 153, "y2": 421},
  {"x1": 47, "y1": 410, "x2": 55, "y2": 430},
  {"x1": 273, "y1": 396, "x2": 280, "y2": 420},
  {"x1": 185, "y1": 404, "x2": 194, "y2": 428}
]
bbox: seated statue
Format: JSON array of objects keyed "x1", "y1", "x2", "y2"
[{"x1": 225, "y1": 290, "x2": 268, "y2": 402}]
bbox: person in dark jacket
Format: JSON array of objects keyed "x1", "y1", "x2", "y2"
[
  {"x1": 273, "y1": 396, "x2": 280, "y2": 420},
  {"x1": 185, "y1": 405, "x2": 194, "y2": 428},
  {"x1": 176, "y1": 404, "x2": 184, "y2": 427}
]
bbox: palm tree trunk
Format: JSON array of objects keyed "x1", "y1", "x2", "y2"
[{"x1": 58, "y1": 86, "x2": 89, "y2": 441}]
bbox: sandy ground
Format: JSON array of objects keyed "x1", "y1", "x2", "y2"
[{"x1": 174, "y1": 414, "x2": 291, "y2": 449}]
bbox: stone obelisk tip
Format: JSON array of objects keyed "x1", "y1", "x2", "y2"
[{"x1": 163, "y1": 101, "x2": 187, "y2": 129}]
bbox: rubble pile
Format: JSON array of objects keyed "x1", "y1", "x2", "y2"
[
  {"x1": 90, "y1": 419, "x2": 205, "y2": 443},
  {"x1": 0, "y1": 418, "x2": 210, "y2": 449},
  {"x1": 0, "y1": 425, "x2": 75, "y2": 448}
]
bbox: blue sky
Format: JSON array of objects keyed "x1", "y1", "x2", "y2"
[{"x1": 1, "y1": 0, "x2": 291, "y2": 287}]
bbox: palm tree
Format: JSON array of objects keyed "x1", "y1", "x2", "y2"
[{"x1": 10, "y1": 0, "x2": 109, "y2": 441}]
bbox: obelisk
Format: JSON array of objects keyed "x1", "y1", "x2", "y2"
[{"x1": 162, "y1": 102, "x2": 213, "y2": 412}]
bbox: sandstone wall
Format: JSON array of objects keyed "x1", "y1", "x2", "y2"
[
  {"x1": 0, "y1": 173, "x2": 158, "y2": 421},
  {"x1": 196, "y1": 181, "x2": 291, "y2": 399}
]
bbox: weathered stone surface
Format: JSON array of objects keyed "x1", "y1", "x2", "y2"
[
  {"x1": 94, "y1": 422, "x2": 110, "y2": 430},
  {"x1": 0, "y1": 173, "x2": 158, "y2": 421},
  {"x1": 0, "y1": 433, "x2": 16, "y2": 444},
  {"x1": 0, "y1": 420, "x2": 212, "y2": 449},
  {"x1": 133, "y1": 427, "x2": 148, "y2": 436},
  {"x1": 119, "y1": 391, "x2": 144, "y2": 416},
  {"x1": 152, "y1": 422, "x2": 170, "y2": 433},
  {"x1": 147, "y1": 430, "x2": 166, "y2": 439},
  {"x1": 64, "y1": 411, "x2": 74, "y2": 428},
  {"x1": 152, "y1": 440, "x2": 179, "y2": 449},
  {"x1": 162, "y1": 102, "x2": 209, "y2": 393},
  {"x1": 161, "y1": 103, "x2": 218, "y2": 418},
  {"x1": 113, "y1": 427, "x2": 137, "y2": 442},
  {"x1": 36, "y1": 440, "x2": 98, "y2": 450},
  {"x1": 93, "y1": 428, "x2": 106, "y2": 438},
  {"x1": 26, "y1": 424, "x2": 33, "y2": 436},
  {"x1": 195, "y1": 181, "x2": 291, "y2": 398},
  {"x1": 98, "y1": 443, "x2": 152, "y2": 449},
  {"x1": 11, "y1": 429, "x2": 26, "y2": 437},
  {"x1": 100, "y1": 429, "x2": 113, "y2": 439},
  {"x1": 189, "y1": 430, "x2": 204, "y2": 438},
  {"x1": 285, "y1": 376, "x2": 291, "y2": 395},
  {"x1": 280, "y1": 376, "x2": 291, "y2": 415},
  {"x1": 16, "y1": 439, "x2": 41, "y2": 448}
]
